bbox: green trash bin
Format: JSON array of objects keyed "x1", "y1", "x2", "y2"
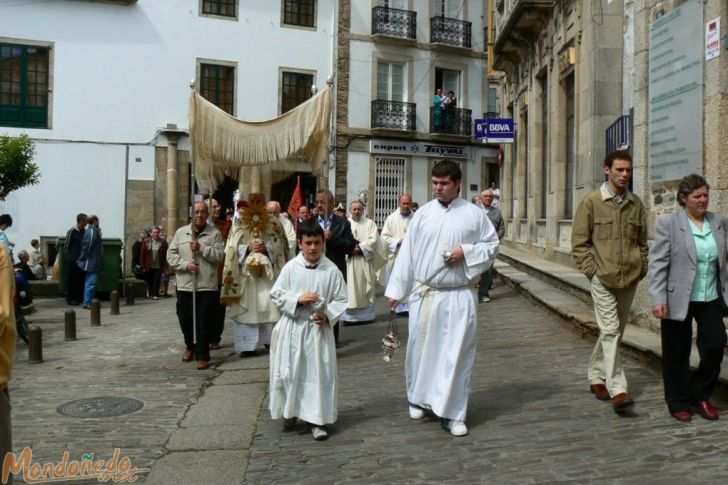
[{"x1": 56, "y1": 237, "x2": 123, "y2": 296}]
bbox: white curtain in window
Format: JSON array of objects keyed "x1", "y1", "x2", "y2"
[
  {"x1": 442, "y1": 70, "x2": 459, "y2": 98},
  {"x1": 377, "y1": 62, "x2": 404, "y2": 101}
]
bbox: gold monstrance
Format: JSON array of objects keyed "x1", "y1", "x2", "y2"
[{"x1": 241, "y1": 197, "x2": 270, "y2": 277}]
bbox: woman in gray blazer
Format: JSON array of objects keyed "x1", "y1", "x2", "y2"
[{"x1": 649, "y1": 174, "x2": 728, "y2": 422}]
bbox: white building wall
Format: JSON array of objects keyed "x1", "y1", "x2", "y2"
[
  {"x1": 346, "y1": 151, "x2": 371, "y2": 207},
  {"x1": 0, "y1": 142, "x2": 126, "y2": 255},
  {"x1": 0, "y1": 0, "x2": 335, "y2": 255},
  {"x1": 411, "y1": 157, "x2": 430, "y2": 205}
]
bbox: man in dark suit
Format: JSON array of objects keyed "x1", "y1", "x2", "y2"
[{"x1": 315, "y1": 189, "x2": 358, "y2": 344}]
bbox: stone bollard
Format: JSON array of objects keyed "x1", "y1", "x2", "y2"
[
  {"x1": 64, "y1": 310, "x2": 77, "y2": 341},
  {"x1": 126, "y1": 283, "x2": 135, "y2": 306},
  {"x1": 28, "y1": 326, "x2": 43, "y2": 363},
  {"x1": 90, "y1": 299, "x2": 101, "y2": 326},
  {"x1": 110, "y1": 290, "x2": 120, "y2": 315}
]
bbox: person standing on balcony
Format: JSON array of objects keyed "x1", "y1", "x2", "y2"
[
  {"x1": 571, "y1": 150, "x2": 648, "y2": 414},
  {"x1": 444, "y1": 90, "x2": 457, "y2": 131},
  {"x1": 432, "y1": 88, "x2": 445, "y2": 129}
]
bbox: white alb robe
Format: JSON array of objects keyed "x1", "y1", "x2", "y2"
[
  {"x1": 385, "y1": 198, "x2": 499, "y2": 422},
  {"x1": 269, "y1": 254, "x2": 348, "y2": 425},
  {"x1": 225, "y1": 224, "x2": 287, "y2": 352},
  {"x1": 280, "y1": 216, "x2": 297, "y2": 260},
  {"x1": 380, "y1": 210, "x2": 413, "y2": 312},
  {"x1": 342, "y1": 216, "x2": 386, "y2": 322}
]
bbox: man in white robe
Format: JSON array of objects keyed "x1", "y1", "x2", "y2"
[
  {"x1": 269, "y1": 222, "x2": 348, "y2": 441},
  {"x1": 267, "y1": 201, "x2": 296, "y2": 260},
  {"x1": 341, "y1": 201, "x2": 386, "y2": 324},
  {"x1": 386, "y1": 160, "x2": 499, "y2": 437},
  {"x1": 380, "y1": 194, "x2": 413, "y2": 313}
]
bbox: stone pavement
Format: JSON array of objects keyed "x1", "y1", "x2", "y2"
[{"x1": 9, "y1": 281, "x2": 728, "y2": 484}]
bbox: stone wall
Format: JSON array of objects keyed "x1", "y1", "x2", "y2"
[
  {"x1": 124, "y1": 180, "x2": 154, "y2": 274},
  {"x1": 334, "y1": 0, "x2": 351, "y2": 201},
  {"x1": 627, "y1": 0, "x2": 728, "y2": 330}
]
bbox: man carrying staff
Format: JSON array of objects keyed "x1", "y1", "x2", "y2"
[
  {"x1": 386, "y1": 160, "x2": 499, "y2": 436},
  {"x1": 167, "y1": 201, "x2": 224, "y2": 370}
]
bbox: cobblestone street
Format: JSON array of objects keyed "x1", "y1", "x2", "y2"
[{"x1": 9, "y1": 281, "x2": 728, "y2": 484}]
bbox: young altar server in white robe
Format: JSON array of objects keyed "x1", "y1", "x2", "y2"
[
  {"x1": 385, "y1": 160, "x2": 499, "y2": 437},
  {"x1": 269, "y1": 221, "x2": 348, "y2": 441},
  {"x1": 380, "y1": 193, "x2": 413, "y2": 313},
  {"x1": 341, "y1": 200, "x2": 386, "y2": 324}
]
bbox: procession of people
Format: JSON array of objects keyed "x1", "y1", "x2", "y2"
[{"x1": 8, "y1": 153, "x2": 722, "y2": 447}]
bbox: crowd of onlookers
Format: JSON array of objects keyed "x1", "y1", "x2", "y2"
[
  {"x1": 0, "y1": 214, "x2": 48, "y2": 283},
  {"x1": 131, "y1": 226, "x2": 171, "y2": 300}
]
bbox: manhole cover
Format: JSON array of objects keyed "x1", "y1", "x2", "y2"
[{"x1": 57, "y1": 397, "x2": 144, "y2": 418}]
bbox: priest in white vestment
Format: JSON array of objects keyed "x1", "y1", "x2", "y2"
[
  {"x1": 267, "y1": 201, "x2": 297, "y2": 260},
  {"x1": 269, "y1": 222, "x2": 348, "y2": 441},
  {"x1": 385, "y1": 160, "x2": 499, "y2": 437},
  {"x1": 379, "y1": 194, "x2": 413, "y2": 313},
  {"x1": 341, "y1": 201, "x2": 386, "y2": 323},
  {"x1": 222, "y1": 194, "x2": 289, "y2": 357}
]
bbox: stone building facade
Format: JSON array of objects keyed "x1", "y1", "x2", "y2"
[{"x1": 493, "y1": 0, "x2": 728, "y2": 326}]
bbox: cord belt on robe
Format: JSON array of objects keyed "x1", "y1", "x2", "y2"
[{"x1": 410, "y1": 279, "x2": 472, "y2": 356}]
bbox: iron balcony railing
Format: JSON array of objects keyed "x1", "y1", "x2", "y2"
[
  {"x1": 605, "y1": 114, "x2": 631, "y2": 154},
  {"x1": 430, "y1": 106, "x2": 472, "y2": 136},
  {"x1": 371, "y1": 100, "x2": 417, "y2": 131},
  {"x1": 430, "y1": 16, "x2": 472, "y2": 48},
  {"x1": 372, "y1": 6, "x2": 417, "y2": 40}
]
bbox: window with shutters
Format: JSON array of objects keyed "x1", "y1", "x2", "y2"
[
  {"x1": 199, "y1": 62, "x2": 236, "y2": 115},
  {"x1": 374, "y1": 157, "x2": 407, "y2": 229},
  {"x1": 0, "y1": 43, "x2": 50, "y2": 129}
]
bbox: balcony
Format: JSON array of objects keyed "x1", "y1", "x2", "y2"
[
  {"x1": 430, "y1": 16, "x2": 472, "y2": 50},
  {"x1": 372, "y1": 6, "x2": 417, "y2": 42},
  {"x1": 493, "y1": 0, "x2": 554, "y2": 71},
  {"x1": 430, "y1": 106, "x2": 472, "y2": 137},
  {"x1": 371, "y1": 100, "x2": 416, "y2": 132}
]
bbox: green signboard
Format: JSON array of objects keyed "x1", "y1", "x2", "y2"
[{"x1": 648, "y1": 2, "x2": 703, "y2": 182}]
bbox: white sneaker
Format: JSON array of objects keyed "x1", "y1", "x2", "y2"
[
  {"x1": 479, "y1": 296, "x2": 490, "y2": 303},
  {"x1": 442, "y1": 419, "x2": 468, "y2": 436},
  {"x1": 409, "y1": 405, "x2": 425, "y2": 420},
  {"x1": 311, "y1": 425, "x2": 328, "y2": 441}
]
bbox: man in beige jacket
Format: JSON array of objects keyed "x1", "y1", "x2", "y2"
[
  {"x1": 571, "y1": 150, "x2": 648, "y2": 414},
  {"x1": 167, "y1": 202, "x2": 224, "y2": 370}
]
